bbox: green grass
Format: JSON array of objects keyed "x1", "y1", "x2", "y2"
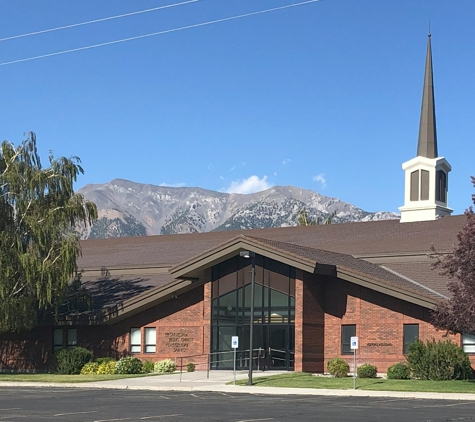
[
  {"x1": 0, "y1": 373, "x2": 160, "y2": 383},
  {"x1": 233, "y1": 372, "x2": 475, "y2": 394}
]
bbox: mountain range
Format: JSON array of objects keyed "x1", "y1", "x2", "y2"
[{"x1": 77, "y1": 179, "x2": 400, "y2": 239}]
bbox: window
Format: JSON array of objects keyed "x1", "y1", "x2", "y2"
[
  {"x1": 67, "y1": 329, "x2": 77, "y2": 347},
  {"x1": 436, "y1": 170, "x2": 447, "y2": 202},
  {"x1": 403, "y1": 324, "x2": 419, "y2": 354},
  {"x1": 130, "y1": 328, "x2": 141, "y2": 353},
  {"x1": 410, "y1": 170, "x2": 419, "y2": 201},
  {"x1": 462, "y1": 333, "x2": 475, "y2": 354},
  {"x1": 145, "y1": 328, "x2": 156, "y2": 353},
  {"x1": 53, "y1": 328, "x2": 77, "y2": 351},
  {"x1": 341, "y1": 325, "x2": 356, "y2": 355},
  {"x1": 53, "y1": 328, "x2": 63, "y2": 351}
]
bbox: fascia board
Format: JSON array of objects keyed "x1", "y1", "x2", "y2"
[
  {"x1": 336, "y1": 267, "x2": 437, "y2": 310},
  {"x1": 98, "y1": 278, "x2": 193, "y2": 324},
  {"x1": 170, "y1": 239, "x2": 316, "y2": 278}
]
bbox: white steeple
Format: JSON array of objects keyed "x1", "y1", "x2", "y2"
[{"x1": 399, "y1": 34, "x2": 452, "y2": 223}]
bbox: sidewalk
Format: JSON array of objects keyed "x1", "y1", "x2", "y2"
[{"x1": 1, "y1": 370, "x2": 475, "y2": 401}]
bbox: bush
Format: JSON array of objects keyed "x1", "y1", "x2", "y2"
[
  {"x1": 327, "y1": 358, "x2": 350, "y2": 378},
  {"x1": 406, "y1": 339, "x2": 473, "y2": 381},
  {"x1": 387, "y1": 362, "x2": 411, "y2": 380},
  {"x1": 357, "y1": 363, "x2": 377, "y2": 378},
  {"x1": 142, "y1": 360, "x2": 155, "y2": 374},
  {"x1": 186, "y1": 362, "x2": 196, "y2": 372},
  {"x1": 80, "y1": 362, "x2": 99, "y2": 375},
  {"x1": 154, "y1": 359, "x2": 176, "y2": 374},
  {"x1": 95, "y1": 357, "x2": 115, "y2": 365},
  {"x1": 55, "y1": 347, "x2": 93, "y2": 375},
  {"x1": 97, "y1": 360, "x2": 116, "y2": 374},
  {"x1": 115, "y1": 356, "x2": 143, "y2": 374}
]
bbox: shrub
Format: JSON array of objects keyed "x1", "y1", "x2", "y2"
[
  {"x1": 327, "y1": 358, "x2": 350, "y2": 378},
  {"x1": 95, "y1": 357, "x2": 115, "y2": 365},
  {"x1": 154, "y1": 359, "x2": 176, "y2": 374},
  {"x1": 55, "y1": 347, "x2": 93, "y2": 375},
  {"x1": 142, "y1": 360, "x2": 155, "y2": 374},
  {"x1": 115, "y1": 356, "x2": 143, "y2": 374},
  {"x1": 186, "y1": 362, "x2": 196, "y2": 372},
  {"x1": 97, "y1": 360, "x2": 116, "y2": 374},
  {"x1": 407, "y1": 339, "x2": 473, "y2": 381},
  {"x1": 357, "y1": 363, "x2": 377, "y2": 378},
  {"x1": 387, "y1": 362, "x2": 411, "y2": 380},
  {"x1": 80, "y1": 362, "x2": 99, "y2": 375}
]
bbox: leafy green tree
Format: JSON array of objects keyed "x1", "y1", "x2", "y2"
[
  {"x1": 431, "y1": 176, "x2": 475, "y2": 335},
  {"x1": 297, "y1": 208, "x2": 336, "y2": 226},
  {"x1": 0, "y1": 132, "x2": 97, "y2": 332},
  {"x1": 297, "y1": 207, "x2": 317, "y2": 226}
]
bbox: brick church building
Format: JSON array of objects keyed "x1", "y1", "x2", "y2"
[{"x1": 1, "y1": 35, "x2": 474, "y2": 373}]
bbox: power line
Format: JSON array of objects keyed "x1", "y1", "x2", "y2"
[
  {"x1": 0, "y1": 0, "x2": 200, "y2": 43},
  {"x1": 0, "y1": 0, "x2": 321, "y2": 67}
]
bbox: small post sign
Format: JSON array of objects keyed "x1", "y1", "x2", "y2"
[
  {"x1": 232, "y1": 336, "x2": 239, "y2": 384},
  {"x1": 350, "y1": 336, "x2": 358, "y2": 390}
]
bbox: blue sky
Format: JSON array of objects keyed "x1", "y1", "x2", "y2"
[{"x1": 1, "y1": 0, "x2": 474, "y2": 214}]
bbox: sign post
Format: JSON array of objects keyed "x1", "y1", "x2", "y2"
[
  {"x1": 231, "y1": 336, "x2": 239, "y2": 385},
  {"x1": 350, "y1": 336, "x2": 358, "y2": 390}
]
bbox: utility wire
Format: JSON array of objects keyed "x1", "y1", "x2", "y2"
[
  {"x1": 0, "y1": 0, "x2": 320, "y2": 67},
  {"x1": 0, "y1": 0, "x2": 200, "y2": 42}
]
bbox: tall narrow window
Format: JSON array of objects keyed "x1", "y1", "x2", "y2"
[
  {"x1": 436, "y1": 170, "x2": 447, "y2": 202},
  {"x1": 403, "y1": 324, "x2": 419, "y2": 354},
  {"x1": 53, "y1": 328, "x2": 64, "y2": 351},
  {"x1": 67, "y1": 329, "x2": 77, "y2": 347},
  {"x1": 410, "y1": 171, "x2": 420, "y2": 201},
  {"x1": 145, "y1": 328, "x2": 156, "y2": 353},
  {"x1": 420, "y1": 170, "x2": 430, "y2": 200},
  {"x1": 341, "y1": 325, "x2": 356, "y2": 355},
  {"x1": 130, "y1": 328, "x2": 141, "y2": 353},
  {"x1": 462, "y1": 333, "x2": 475, "y2": 354}
]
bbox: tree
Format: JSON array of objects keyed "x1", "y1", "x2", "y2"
[
  {"x1": 297, "y1": 208, "x2": 335, "y2": 226},
  {"x1": 431, "y1": 176, "x2": 475, "y2": 334},
  {"x1": 0, "y1": 132, "x2": 97, "y2": 332}
]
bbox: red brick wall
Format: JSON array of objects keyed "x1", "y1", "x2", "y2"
[
  {"x1": 81, "y1": 284, "x2": 210, "y2": 370},
  {"x1": 321, "y1": 275, "x2": 467, "y2": 373},
  {"x1": 295, "y1": 270, "x2": 325, "y2": 372},
  {"x1": 0, "y1": 327, "x2": 53, "y2": 372}
]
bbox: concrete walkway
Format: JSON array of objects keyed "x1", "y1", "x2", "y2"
[{"x1": 1, "y1": 370, "x2": 475, "y2": 401}]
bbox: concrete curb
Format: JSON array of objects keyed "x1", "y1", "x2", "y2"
[{"x1": 1, "y1": 381, "x2": 475, "y2": 401}]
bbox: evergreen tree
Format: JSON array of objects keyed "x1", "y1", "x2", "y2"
[
  {"x1": 0, "y1": 133, "x2": 97, "y2": 332},
  {"x1": 431, "y1": 176, "x2": 475, "y2": 334}
]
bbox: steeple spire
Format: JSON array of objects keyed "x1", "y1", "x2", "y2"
[
  {"x1": 417, "y1": 33, "x2": 438, "y2": 159},
  {"x1": 399, "y1": 34, "x2": 452, "y2": 223}
]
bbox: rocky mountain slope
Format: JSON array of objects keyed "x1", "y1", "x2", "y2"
[{"x1": 77, "y1": 179, "x2": 399, "y2": 239}]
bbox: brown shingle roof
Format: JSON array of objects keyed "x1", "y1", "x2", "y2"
[{"x1": 78, "y1": 215, "x2": 465, "y2": 269}]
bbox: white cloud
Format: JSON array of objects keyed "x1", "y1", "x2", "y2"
[
  {"x1": 274, "y1": 172, "x2": 278, "y2": 176},
  {"x1": 226, "y1": 175, "x2": 272, "y2": 194},
  {"x1": 312, "y1": 173, "x2": 327, "y2": 189},
  {"x1": 282, "y1": 158, "x2": 291, "y2": 165},
  {"x1": 230, "y1": 165, "x2": 236, "y2": 171},
  {"x1": 159, "y1": 182, "x2": 186, "y2": 188},
  {"x1": 219, "y1": 175, "x2": 224, "y2": 180}
]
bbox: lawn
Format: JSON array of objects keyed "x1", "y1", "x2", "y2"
[
  {"x1": 235, "y1": 373, "x2": 475, "y2": 394},
  {"x1": 0, "y1": 373, "x2": 160, "y2": 383}
]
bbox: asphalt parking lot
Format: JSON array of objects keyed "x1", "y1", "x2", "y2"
[{"x1": 0, "y1": 388, "x2": 474, "y2": 421}]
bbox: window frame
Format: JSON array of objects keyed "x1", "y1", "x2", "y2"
[
  {"x1": 53, "y1": 328, "x2": 64, "y2": 352},
  {"x1": 130, "y1": 328, "x2": 141, "y2": 353},
  {"x1": 462, "y1": 333, "x2": 475, "y2": 354},
  {"x1": 144, "y1": 327, "x2": 156, "y2": 353},
  {"x1": 341, "y1": 324, "x2": 356, "y2": 355},
  {"x1": 403, "y1": 324, "x2": 419, "y2": 354}
]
